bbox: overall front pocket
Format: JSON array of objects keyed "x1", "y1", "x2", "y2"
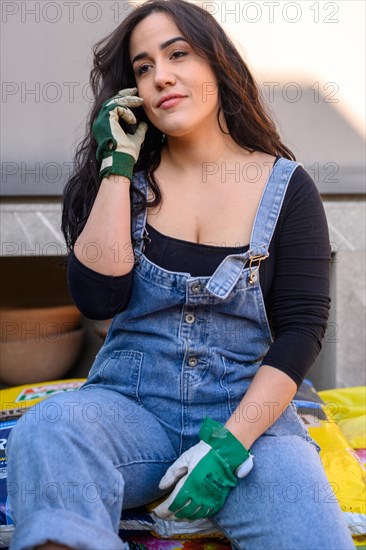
[
  {"x1": 220, "y1": 356, "x2": 261, "y2": 416},
  {"x1": 81, "y1": 349, "x2": 143, "y2": 404}
]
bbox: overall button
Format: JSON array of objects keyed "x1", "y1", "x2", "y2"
[
  {"x1": 185, "y1": 313, "x2": 196, "y2": 324},
  {"x1": 191, "y1": 283, "x2": 201, "y2": 293},
  {"x1": 188, "y1": 357, "x2": 198, "y2": 367}
]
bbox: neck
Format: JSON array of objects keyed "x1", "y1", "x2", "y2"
[{"x1": 160, "y1": 115, "x2": 246, "y2": 175}]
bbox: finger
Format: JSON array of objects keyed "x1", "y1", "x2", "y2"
[
  {"x1": 152, "y1": 496, "x2": 175, "y2": 518},
  {"x1": 159, "y1": 499, "x2": 199, "y2": 521},
  {"x1": 155, "y1": 474, "x2": 188, "y2": 515},
  {"x1": 114, "y1": 96, "x2": 144, "y2": 108},
  {"x1": 170, "y1": 498, "x2": 195, "y2": 516},
  {"x1": 153, "y1": 509, "x2": 181, "y2": 522},
  {"x1": 158, "y1": 474, "x2": 175, "y2": 490},
  {"x1": 115, "y1": 106, "x2": 137, "y2": 124},
  {"x1": 158, "y1": 463, "x2": 189, "y2": 490},
  {"x1": 168, "y1": 494, "x2": 194, "y2": 515},
  {"x1": 158, "y1": 468, "x2": 181, "y2": 490},
  {"x1": 132, "y1": 122, "x2": 148, "y2": 142},
  {"x1": 117, "y1": 87, "x2": 138, "y2": 97},
  {"x1": 236, "y1": 455, "x2": 254, "y2": 478},
  {"x1": 158, "y1": 452, "x2": 191, "y2": 490},
  {"x1": 175, "y1": 501, "x2": 203, "y2": 520},
  {"x1": 106, "y1": 96, "x2": 143, "y2": 110}
]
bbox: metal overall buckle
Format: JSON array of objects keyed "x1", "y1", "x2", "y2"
[
  {"x1": 248, "y1": 252, "x2": 269, "y2": 284},
  {"x1": 141, "y1": 226, "x2": 151, "y2": 253},
  {"x1": 131, "y1": 227, "x2": 151, "y2": 266}
]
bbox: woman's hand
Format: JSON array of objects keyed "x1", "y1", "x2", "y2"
[
  {"x1": 92, "y1": 87, "x2": 148, "y2": 181},
  {"x1": 151, "y1": 417, "x2": 254, "y2": 521}
]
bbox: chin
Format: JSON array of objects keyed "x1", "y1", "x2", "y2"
[
  {"x1": 158, "y1": 121, "x2": 198, "y2": 137},
  {"x1": 162, "y1": 127, "x2": 190, "y2": 136},
  {"x1": 148, "y1": 112, "x2": 195, "y2": 135}
]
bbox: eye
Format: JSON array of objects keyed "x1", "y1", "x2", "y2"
[
  {"x1": 136, "y1": 64, "x2": 151, "y2": 76},
  {"x1": 170, "y1": 50, "x2": 188, "y2": 59},
  {"x1": 136, "y1": 50, "x2": 188, "y2": 76},
  {"x1": 135, "y1": 51, "x2": 188, "y2": 76}
]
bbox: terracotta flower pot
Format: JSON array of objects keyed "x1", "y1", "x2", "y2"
[
  {"x1": 0, "y1": 305, "x2": 81, "y2": 343},
  {"x1": 0, "y1": 327, "x2": 85, "y2": 386}
]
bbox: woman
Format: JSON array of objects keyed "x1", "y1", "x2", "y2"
[{"x1": 6, "y1": 1, "x2": 355, "y2": 549}]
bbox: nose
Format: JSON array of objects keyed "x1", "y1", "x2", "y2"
[{"x1": 153, "y1": 60, "x2": 176, "y2": 89}]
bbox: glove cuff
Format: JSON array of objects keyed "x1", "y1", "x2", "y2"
[
  {"x1": 199, "y1": 417, "x2": 251, "y2": 472},
  {"x1": 99, "y1": 151, "x2": 135, "y2": 181}
]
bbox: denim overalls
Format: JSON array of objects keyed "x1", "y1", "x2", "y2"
[
  {"x1": 84, "y1": 157, "x2": 313, "y2": 451},
  {"x1": 6, "y1": 158, "x2": 355, "y2": 550}
]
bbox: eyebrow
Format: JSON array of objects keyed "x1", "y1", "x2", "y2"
[{"x1": 131, "y1": 36, "x2": 189, "y2": 66}]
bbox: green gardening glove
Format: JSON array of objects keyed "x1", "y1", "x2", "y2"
[
  {"x1": 92, "y1": 87, "x2": 148, "y2": 181},
  {"x1": 151, "y1": 417, "x2": 254, "y2": 521}
]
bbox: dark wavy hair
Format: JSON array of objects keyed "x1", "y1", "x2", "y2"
[{"x1": 61, "y1": 0, "x2": 295, "y2": 253}]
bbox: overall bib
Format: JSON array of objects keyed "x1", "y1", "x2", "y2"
[{"x1": 6, "y1": 158, "x2": 355, "y2": 550}]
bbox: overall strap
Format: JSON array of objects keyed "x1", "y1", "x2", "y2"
[
  {"x1": 249, "y1": 157, "x2": 302, "y2": 257},
  {"x1": 130, "y1": 171, "x2": 149, "y2": 254},
  {"x1": 205, "y1": 158, "x2": 302, "y2": 300}
]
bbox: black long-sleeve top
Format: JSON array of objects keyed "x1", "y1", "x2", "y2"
[{"x1": 67, "y1": 161, "x2": 331, "y2": 390}]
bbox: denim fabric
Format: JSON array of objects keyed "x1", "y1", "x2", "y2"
[{"x1": 6, "y1": 158, "x2": 355, "y2": 549}]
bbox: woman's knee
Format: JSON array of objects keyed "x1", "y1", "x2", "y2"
[{"x1": 7, "y1": 392, "x2": 88, "y2": 458}]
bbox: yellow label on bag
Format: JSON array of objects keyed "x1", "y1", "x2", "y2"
[{"x1": 0, "y1": 379, "x2": 86, "y2": 413}]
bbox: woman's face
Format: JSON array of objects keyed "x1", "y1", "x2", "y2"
[{"x1": 129, "y1": 12, "x2": 220, "y2": 138}]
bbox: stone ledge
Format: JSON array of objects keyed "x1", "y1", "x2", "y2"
[
  {"x1": 1, "y1": 202, "x2": 66, "y2": 257},
  {"x1": 1, "y1": 200, "x2": 364, "y2": 257}
]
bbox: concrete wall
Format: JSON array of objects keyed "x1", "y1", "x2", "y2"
[
  {"x1": 322, "y1": 200, "x2": 366, "y2": 388},
  {"x1": 1, "y1": 1, "x2": 365, "y2": 389}
]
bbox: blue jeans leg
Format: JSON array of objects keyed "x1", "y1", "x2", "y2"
[
  {"x1": 6, "y1": 387, "x2": 178, "y2": 550},
  {"x1": 209, "y1": 434, "x2": 355, "y2": 550}
]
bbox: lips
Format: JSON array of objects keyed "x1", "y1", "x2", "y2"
[{"x1": 157, "y1": 94, "x2": 186, "y2": 108}]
